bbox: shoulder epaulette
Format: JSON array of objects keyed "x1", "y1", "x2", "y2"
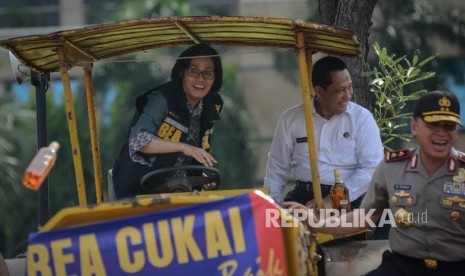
[{"x1": 384, "y1": 148, "x2": 411, "y2": 163}]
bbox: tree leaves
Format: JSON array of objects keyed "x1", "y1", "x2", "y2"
[{"x1": 362, "y1": 42, "x2": 435, "y2": 149}]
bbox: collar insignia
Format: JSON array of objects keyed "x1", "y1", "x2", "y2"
[
  {"x1": 385, "y1": 148, "x2": 411, "y2": 163},
  {"x1": 448, "y1": 157, "x2": 456, "y2": 172},
  {"x1": 410, "y1": 154, "x2": 418, "y2": 169}
]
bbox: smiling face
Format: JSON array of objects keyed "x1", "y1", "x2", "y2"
[
  {"x1": 411, "y1": 118, "x2": 458, "y2": 164},
  {"x1": 181, "y1": 57, "x2": 215, "y2": 108},
  {"x1": 314, "y1": 69, "x2": 353, "y2": 119}
]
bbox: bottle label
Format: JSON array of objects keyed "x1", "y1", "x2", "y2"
[{"x1": 339, "y1": 199, "x2": 349, "y2": 205}]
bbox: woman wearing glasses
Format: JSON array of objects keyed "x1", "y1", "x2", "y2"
[{"x1": 112, "y1": 44, "x2": 223, "y2": 199}]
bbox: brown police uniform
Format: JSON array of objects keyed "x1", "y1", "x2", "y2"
[{"x1": 361, "y1": 147, "x2": 465, "y2": 274}]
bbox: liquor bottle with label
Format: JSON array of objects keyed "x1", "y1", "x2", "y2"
[
  {"x1": 330, "y1": 168, "x2": 351, "y2": 211},
  {"x1": 23, "y1": 141, "x2": 60, "y2": 190}
]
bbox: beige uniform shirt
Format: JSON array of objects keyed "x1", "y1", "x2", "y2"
[{"x1": 361, "y1": 147, "x2": 465, "y2": 262}]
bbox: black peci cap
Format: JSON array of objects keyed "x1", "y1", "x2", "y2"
[{"x1": 413, "y1": 90, "x2": 462, "y2": 126}]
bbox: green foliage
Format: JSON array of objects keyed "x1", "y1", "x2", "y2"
[
  {"x1": 362, "y1": 42, "x2": 436, "y2": 149},
  {"x1": 0, "y1": 91, "x2": 37, "y2": 257}
]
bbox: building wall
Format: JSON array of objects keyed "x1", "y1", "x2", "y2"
[{"x1": 59, "y1": 0, "x2": 84, "y2": 26}]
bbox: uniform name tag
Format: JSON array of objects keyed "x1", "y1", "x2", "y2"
[
  {"x1": 394, "y1": 184, "x2": 411, "y2": 190},
  {"x1": 296, "y1": 137, "x2": 307, "y2": 143}
]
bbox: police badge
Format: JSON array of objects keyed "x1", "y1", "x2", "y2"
[{"x1": 453, "y1": 168, "x2": 465, "y2": 183}]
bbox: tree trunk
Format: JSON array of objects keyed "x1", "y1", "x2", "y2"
[{"x1": 318, "y1": 0, "x2": 377, "y2": 111}]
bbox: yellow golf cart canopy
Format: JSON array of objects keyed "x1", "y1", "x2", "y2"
[{"x1": 1, "y1": 16, "x2": 359, "y2": 74}]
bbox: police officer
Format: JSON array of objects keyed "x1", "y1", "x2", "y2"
[{"x1": 285, "y1": 90, "x2": 465, "y2": 275}]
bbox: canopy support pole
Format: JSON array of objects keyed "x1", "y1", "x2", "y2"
[
  {"x1": 31, "y1": 71, "x2": 51, "y2": 226},
  {"x1": 84, "y1": 67, "x2": 104, "y2": 203},
  {"x1": 296, "y1": 31, "x2": 323, "y2": 276},
  {"x1": 296, "y1": 32, "x2": 323, "y2": 210},
  {"x1": 58, "y1": 46, "x2": 88, "y2": 206}
]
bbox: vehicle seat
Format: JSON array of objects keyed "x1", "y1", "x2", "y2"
[{"x1": 0, "y1": 252, "x2": 9, "y2": 276}]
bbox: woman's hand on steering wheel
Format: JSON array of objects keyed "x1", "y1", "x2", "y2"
[{"x1": 182, "y1": 144, "x2": 217, "y2": 167}]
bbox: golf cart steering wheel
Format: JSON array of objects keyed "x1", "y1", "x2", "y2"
[{"x1": 140, "y1": 165, "x2": 221, "y2": 194}]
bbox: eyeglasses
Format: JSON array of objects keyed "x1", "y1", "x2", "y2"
[{"x1": 185, "y1": 67, "x2": 215, "y2": 80}]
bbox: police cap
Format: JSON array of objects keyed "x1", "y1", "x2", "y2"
[{"x1": 413, "y1": 90, "x2": 462, "y2": 126}]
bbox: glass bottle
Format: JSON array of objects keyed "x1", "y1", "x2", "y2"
[
  {"x1": 23, "y1": 141, "x2": 60, "y2": 190},
  {"x1": 330, "y1": 169, "x2": 351, "y2": 211}
]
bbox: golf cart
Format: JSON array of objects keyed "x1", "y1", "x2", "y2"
[{"x1": 0, "y1": 16, "x2": 388, "y2": 275}]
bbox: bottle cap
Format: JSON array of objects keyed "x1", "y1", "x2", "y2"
[{"x1": 49, "y1": 141, "x2": 60, "y2": 152}]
